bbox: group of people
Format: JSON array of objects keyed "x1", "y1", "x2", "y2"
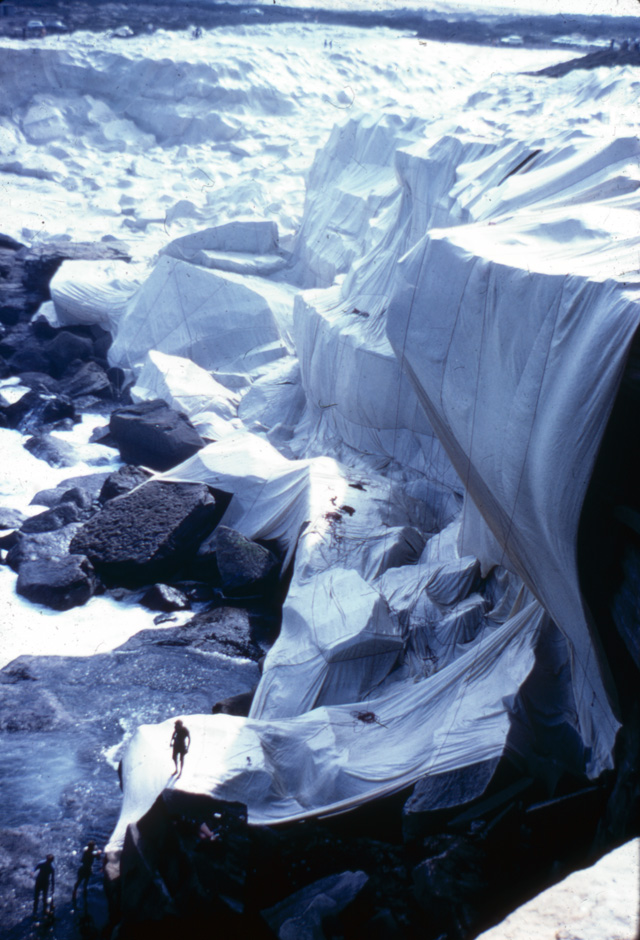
[
  {"x1": 32, "y1": 719, "x2": 191, "y2": 919},
  {"x1": 32, "y1": 841, "x2": 101, "y2": 919}
]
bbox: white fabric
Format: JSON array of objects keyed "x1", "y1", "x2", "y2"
[
  {"x1": 50, "y1": 259, "x2": 137, "y2": 331},
  {"x1": 104, "y1": 69, "x2": 640, "y2": 847},
  {"x1": 131, "y1": 350, "x2": 241, "y2": 440},
  {"x1": 108, "y1": 599, "x2": 544, "y2": 849},
  {"x1": 108, "y1": 255, "x2": 294, "y2": 374},
  {"x1": 387, "y1": 230, "x2": 638, "y2": 775}
]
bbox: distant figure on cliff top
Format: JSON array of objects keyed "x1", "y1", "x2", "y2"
[
  {"x1": 32, "y1": 854, "x2": 55, "y2": 918},
  {"x1": 170, "y1": 719, "x2": 191, "y2": 777},
  {"x1": 72, "y1": 840, "x2": 102, "y2": 907}
]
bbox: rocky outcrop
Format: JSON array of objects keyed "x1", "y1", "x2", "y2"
[
  {"x1": 108, "y1": 399, "x2": 206, "y2": 472},
  {"x1": 69, "y1": 480, "x2": 226, "y2": 586}
]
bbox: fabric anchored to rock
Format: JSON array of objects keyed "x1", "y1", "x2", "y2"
[{"x1": 109, "y1": 600, "x2": 545, "y2": 846}]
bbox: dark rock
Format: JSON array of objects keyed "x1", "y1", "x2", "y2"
[
  {"x1": 140, "y1": 583, "x2": 190, "y2": 613},
  {"x1": 69, "y1": 480, "x2": 224, "y2": 586},
  {"x1": 119, "y1": 606, "x2": 262, "y2": 660},
  {"x1": 7, "y1": 342, "x2": 50, "y2": 375},
  {"x1": 192, "y1": 529, "x2": 221, "y2": 582},
  {"x1": 45, "y1": 330, "x2": 93, "y2": 377},
  {"x1": 214, "y1": 526, "x2": 280, "y2": 597},
  {"x1": 60, "y1": 359, "x2": 113, "y2": 399},
  {"x1": 0, "y1": 662, "x2": 37, "y2": 683},
  {"x1": 211, "y1": 689, "x2": 254, "y2": 717},
  {"x1": 153, "y1": 612, "x2": 178, "y2": 625},
  {"x1": 30, "y1": 471, "x2": 111, "y2": 509},
  {"x1": 89, "y1": 424, "x2": 118, "y2": 447},
  {"x1": 412, "y1": 835, "x2": 487, "y2": 936},
  {"x1": 0, "y1": 507, "x2": 27, "y2": 530},
  {"x1": 262, "y1": 870, "x2": 369, "y2": 938},
  {"x1": 14, "y1": 371, "x2": 60, "y2": 393},
  {"x1": 0, "y1": 322, "x2": 30, "y2": 358},
  {"x1": 0, "y1": 530, "x2": 19, "y2": 550},
  {"x1": 16, "y1": 554, "x2": 96, "y2": 610},
  {"x1": 23, "y1": 432, "x2": 78, "y2": 467},
  {"x1": 59, "y1": 486, "x2": 95, "y2": 510},
  {"x1": 6, "y1": 524, "x2": 82, "y2": 572},
  {"x1": 20, "y1": 502, "x2": 82, "y2": 534},
  {"x1": 120, "y1": 791, "x2": 249, "y2": 927},
  {"x1": 402, "y1": 758, "x2": 501, "y2": 840},
  {"x1": 109, "y1": 399, "x2": 205, "y2": 472},
  {"x1": 99, "y1": 465, "x2": 152, "y2": 503},
  {"x1": 0, "y1": 683, "x2": 71, "y2": 731},
  {"x1": 179, "y1": 606, "x2": 263, "y2": 660},
  {"x1": 3, "y1": 388, "x2": 76, "y2": 433}
]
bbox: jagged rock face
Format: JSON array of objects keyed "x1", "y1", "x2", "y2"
[
  {"x1": 69, "y1": 480, "x2": 225, "y2": 586},
  {"x1": 16, "y1": 553, "x2": 96, "y2": 611},
  {"x1": 108, "y1": 399, "x2": 206, "y2": 472}
]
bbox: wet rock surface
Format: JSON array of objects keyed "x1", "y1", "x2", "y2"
[
  {"x1": 0, "y1": 633, "x2": 260, "y2": 938},
  {"x1": 16, "y1": 554, "x2": 97, "y2": 611}
]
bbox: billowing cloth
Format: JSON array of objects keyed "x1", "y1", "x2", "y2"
[
  {"x1": 387, "y1": 229, "x2": 638, "y2": 776},
  {"x1": 101, "y1": 68, "x2": 640, "y2": 847},
  {"x1": 109, "y1": 599, "x2": 545, "y2": 848}
]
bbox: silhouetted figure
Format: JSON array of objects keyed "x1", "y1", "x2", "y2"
[
  {"x1": 33, "y1": 854, "x2": 55, "y2": 918},
  {"x1": 72, "y1": 841, "x2": 101, "y2": 907},
  {"x1": 170, "y1": 719, "x2": 190, "y2": 777}
]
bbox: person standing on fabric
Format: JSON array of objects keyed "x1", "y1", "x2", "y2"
[
  {"x1": 72, "y1": 840, "x2": 102, "y2": 907},
  {"x1": 32, "y1": 854, "x2": 55, "y2": 917},
  {"x1": 170, "y1": 719, "x2": 190, "y2": 777}
]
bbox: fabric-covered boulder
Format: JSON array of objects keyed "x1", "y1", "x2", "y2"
[
  {"x1": 16, "y1": 554, "x2": 96, "y2": 610},
  {"x1": 69, "y1": 480, "x2": 227, "y2": 586},
  {"x1": 108, "y1": 399, "x2": 205, "y2": 472}
]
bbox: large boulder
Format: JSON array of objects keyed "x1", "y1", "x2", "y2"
[
  {"x1": 69, "y1": 480, "x2": 226, "y2": 586},
  {"x1": 16, "y1": 554, "x2": 96, "y2": 610},
  {"x1": 213, "y1": 526, "x2": 280, "y2": 597},
  {"x1": 108, "y1": 399, "x2": 205, "y2": 472}
]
